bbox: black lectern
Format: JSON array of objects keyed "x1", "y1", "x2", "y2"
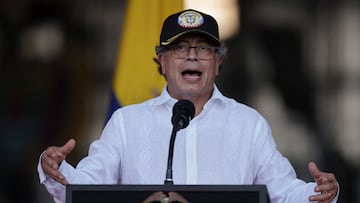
[{"x1": 66, "y1": 184, "x2": 269, "y2": 203}]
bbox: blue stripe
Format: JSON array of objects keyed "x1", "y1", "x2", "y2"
[{"x1": 105, "y1": 91, "x2": 121, "y2": 123}]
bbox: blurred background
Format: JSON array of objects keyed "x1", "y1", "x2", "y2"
[{"x1": 0, "y1": 0, "x2": 359, "y2": 202}]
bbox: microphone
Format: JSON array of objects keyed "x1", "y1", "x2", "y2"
[
  {"x1": 171, "y1": 99, "x2": 195, "y2": 130},
  {"x1": 165, "y1": 100, "x2": 195, "y2": 185}
]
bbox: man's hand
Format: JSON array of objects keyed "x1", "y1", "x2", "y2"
[
  {"x1": 41, "y1": 139, "x2": 76, "y2": 185},
  {"x1": 308, "y1": 161, "x2": 338, "y2": 202}
]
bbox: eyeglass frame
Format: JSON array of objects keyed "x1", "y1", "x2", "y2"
[
  {"x1": 154, "y1": 42, "x2": 227, "y2": 75},
  {"x1": 167, "y1": 43, "x2": 218, "y2": 60}
]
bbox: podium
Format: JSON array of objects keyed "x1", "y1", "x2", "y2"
[{"x1": 66, "y1": 184, "x2": 269, "y2": 203}]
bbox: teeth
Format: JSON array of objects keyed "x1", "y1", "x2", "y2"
[{"x1": 182, "y1": 70, "x2": 201, "y2": 76}]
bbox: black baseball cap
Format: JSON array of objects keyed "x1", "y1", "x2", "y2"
[{"x1": 159, "y1": 9, "x2": 220, "y2": 47}]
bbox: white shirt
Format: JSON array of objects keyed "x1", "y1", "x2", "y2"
[{"x1": 38, "y1": 85, "x2": 338, "y2": 203}]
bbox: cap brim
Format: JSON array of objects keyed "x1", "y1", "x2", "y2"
[{"x1": 161, "y1": 30, "x2": 220, "y2": 47}]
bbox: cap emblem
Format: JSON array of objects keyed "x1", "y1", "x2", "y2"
[{"x1": 177, "y1": 10, "x2": 204, "y2": 28}]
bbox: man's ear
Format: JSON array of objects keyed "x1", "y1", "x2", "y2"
[
  {"x1": 216, "y1": 57, "x2": 223, "y2": 75},
  {"x1": 157, "y1": 54, "x2": 166, "y2": 75}
]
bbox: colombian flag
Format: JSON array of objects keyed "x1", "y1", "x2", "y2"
[{"x1": 107, "y1": 0, "x2": 183, "y2": 121}]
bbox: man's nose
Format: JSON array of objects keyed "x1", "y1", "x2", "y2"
[{"x1": 186, "y1": 47, "x2": 198, "y2": 60}]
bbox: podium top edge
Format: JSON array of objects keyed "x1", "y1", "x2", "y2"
[{"x1": 66, "y1": 184, "x2": 268, "y2": 192}]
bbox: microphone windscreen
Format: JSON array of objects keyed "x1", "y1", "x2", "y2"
[{"x1": 171, "y1": 99, "x2": 195, "y2": 129}]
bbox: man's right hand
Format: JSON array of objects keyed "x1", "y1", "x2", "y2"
[{"x1": 41, "y1": 139, "x2": 76, "y2": 185}]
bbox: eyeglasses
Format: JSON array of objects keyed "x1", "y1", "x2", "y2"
[{"x1": 169, "y1": 44, "x2": 217, "y2": 60}]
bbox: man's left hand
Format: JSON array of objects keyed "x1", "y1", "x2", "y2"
[{"x1": 308, "y1": 161, "x2": 338, "y2": 202}]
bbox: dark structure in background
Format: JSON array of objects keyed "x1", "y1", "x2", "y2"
[
  {"x1": 217, "y1": 1, "x2": 359, "y2": 202},
  {"x1": 0, "y1": 0, "x2": 358, "y2": 202},
  {"x1": 0, "y1": 1, "x2": 99, "y2": 202}
]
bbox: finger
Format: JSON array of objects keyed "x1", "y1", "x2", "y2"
[
  {"x1": 46, "y1": 146, "x2": 64, "y2": 159},
  {"x1": 315, "y1": 181, "x2": 336, "y2": 193},
  {"x1": 46, "y1": 139, "x2": 76, "y2": 164},
  {"x1": 42, "y1": 155, "x2": 62, "y2": 175},
  {"x1": 309, "y1": 193, "x2": 331, "y2": 202},
  {"x1": 58, "y1": 139, "x2": 76, "y2": 155},
  {"x1": 47, "y1": 168, "x2": 65, "y2": 182},
  {"x1": 318, "y1": 182, "x2": 338, "y2": 199},
  {"x1": 56, "y1": 175, "x2": 68, "y2": 186},
  {"x1": 52, "y1": 173, "x2": 68, "y2": 186},
  {"x1": 308, "y1": 161, "x2": 321, "y2": 179},
  {"x1": 326, "y1": 173, "x2": 337, "y2": 182},
  {"x1": 42, "y1": 160, "x2": 68, "y2": 185},
  {"x1": 309, "y1": 191, "x2": 335, "y2": 202},
  {"x1": 310, "y1": 183, "x2": 338, "y2": 202},
  {"x1": 44, "y1": 147, "x2": 66, "y2": 166},
  {"x1": 42, "y1": 153, "x2": 60, "y2": 170},
  {"x1": 314, "y1": 173, "x2": 337, "y2": 192},
  {"x1": 42, "y1": 161, "x2": 68, "y2": 185},
  {"x1": 308, "y1": 161, "x2": 329, "y2": 185}
]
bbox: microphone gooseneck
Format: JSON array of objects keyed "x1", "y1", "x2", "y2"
[{"x1": 165, "y1": 99, "x2": 195, "y2": 185}]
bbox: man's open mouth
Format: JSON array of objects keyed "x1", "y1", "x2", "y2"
[{"x1": 181, "y1": 70, "x2": 202, "y2": 77}]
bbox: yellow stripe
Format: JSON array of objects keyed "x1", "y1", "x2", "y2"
[{"x1": 113, "y1": 0, "x2": 183, "y2": 106}]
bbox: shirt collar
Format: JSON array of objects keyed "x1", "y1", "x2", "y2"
[{"x1": 150, "y1": 84, "x2": 226, "y2": 107}]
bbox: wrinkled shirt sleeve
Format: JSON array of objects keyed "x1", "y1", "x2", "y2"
[
  {"x1": 37, "y1": 155, "x2": 73, "y2": 203},
  {"x1": 37, "y1": 110, "x2": 124, "y2": 203},
  {"x1": 252, "y1": 116, "x2": 339, "y2": 202}
]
